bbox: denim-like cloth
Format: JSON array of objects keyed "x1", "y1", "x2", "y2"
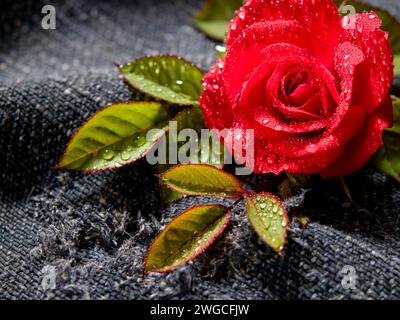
[{"x1": 1, "y1": 0, "x2": 399, "y2": 299}]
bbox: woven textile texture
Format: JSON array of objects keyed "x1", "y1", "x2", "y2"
[{"x1": 1, "y1": 0, "x2": 400, "y2": 300}]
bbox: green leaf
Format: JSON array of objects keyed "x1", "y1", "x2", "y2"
[
  {"x1": 172, "y1": 107, "x2": 224, "y2": 168},
  {"x1": 193, "y1": 0, "x2": 243, "y2": 41},
  {"x1": 160, "y1": 184, "x2": 184, "y2": 204},
  {"x1": 245, "y1": 192, "x2": 289, "y2": 253},
  {"x1": 392, "y1": 95, "x2": 400, "y2": 123},
  {"x1": 278, "y1": 179, "x2": 292, "y2": 201},
  {"x1": 335, "y1": 1, "x2": 400, "y2": 54},
  {"x1": 161, "y1": 164, "x2": 243, "y2": 198},
  {"x1": 144, "y1": 204, "x2": 231, "y2": 273},
  {"x1": 215, "y1": 44, "x2": 227, "y2": 59},
  {"x1": 294, "y1": 214, "x2": 310, "y2": 228},
  {"x1": 278, "y1": 173, "x2": 310, "y2": 200},
  {"x1": 57, "y1": 102, "x2": 169, "y2": 172},
  {"x1": 159, "y1": 107, "x2": 225, "y2": 204},
  {"x1": 395, "y1": 54, "x2": 400, "y2": 76},
  {"x1": 119, "y1": 56, "x2": 203, "y2": 105},
  {"x1": 373, "y1": 148, "x2": 400, "y2": 182},
  {"x1": 373, "y1": 96, "x2": 400, "y2": 182}
]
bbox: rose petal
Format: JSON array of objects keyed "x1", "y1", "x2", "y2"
[
  {"x1": 226, "y1": 0, "x2": 341, "y2": 67},
  {"x1": 327, "y1": 42, "x2": 365, "y2": 134},
  {"x1": 200, "y1": 2, "x2": 393, "y2": 178},
  {"x1": 200, "y1": 59, "x2": 233, "y2": 130},
  {"x1": 319, "y1": 95, "x2": 393, "y2": 178},
  {"x1": 339, "y1": 13, "x2": 393, "y2": 114},
  {"x1": 273, "y1": 95, "x2": 324, "y2": 122},
  {"x1": 270, "y1": 102, "x2": 367, "y2": 158},
  {"x1": 245, "y1": 125, "x2": 344, "y2": 174},
  {"x1": 235, "y1": 43, "x2": 338, "y2": 133},
  {"x1": 287, "y1": 81, "x2": 315, "y2": 105},
  {"x1": 224, "y1": 21, "x2": 313, "y2": 106}
]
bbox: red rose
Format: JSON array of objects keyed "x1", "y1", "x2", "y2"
[{"x1": 200, "y1": 0, "x2": 393, "y2": 177}]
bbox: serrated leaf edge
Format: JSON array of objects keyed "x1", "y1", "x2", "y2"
[
  {"x1": 55, "y1": 101, "x2": 169, "y2": 173},
  {"x1": 245, "y1": 192, "x2": 289, "y2": 254},
  {"x1": 118, "y1": 55, "x2": 205, "y2": 106},
  {"x1": 144, "y1": 204, "x2": 231, "y2": 274},
  {"x1": 161, "y1": 164, "x2": 244, "y2": 198}
]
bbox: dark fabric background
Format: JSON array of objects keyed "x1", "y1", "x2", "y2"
[{"x1": 1, "y1": 0, "x2": 399, "y2": 300}]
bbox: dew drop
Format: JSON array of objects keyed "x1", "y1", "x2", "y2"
[
  {"x1": 120, "y1": 151, "x2": 131, "y2": 161},
  {"x1": 305, "y1": 144, "x2": 317, "y2": 153},
  {"x1": 134, "y1": 135, "x2": 146, "y2": 147},
  {"x1": 102, "y1": 149, "x2": 115, "y2": 161},
  {"x1": 215, "y1": 45, "x2": 226, "y2": 55}
]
